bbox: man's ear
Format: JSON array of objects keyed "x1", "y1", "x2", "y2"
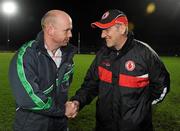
[
  {"x1": 47, "y1": 24, "x2": 54, "y2": 36},
  {"x1": 119, "y1": 24, "x2": 126, "y2": 35}
]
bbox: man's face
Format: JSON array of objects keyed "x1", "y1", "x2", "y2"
[
  {"x1": 52, "y1": 17, "x2": 72, "y2": 47},
  {"x1": 101, "y1": 24, "x2": 122, "y2": 48}
]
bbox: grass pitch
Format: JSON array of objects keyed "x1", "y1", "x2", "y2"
[{"x1": 0, "y1": 53, "x2": 179, "y2": 131}]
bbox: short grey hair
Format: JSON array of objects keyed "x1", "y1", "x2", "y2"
[
  {"x1": 115, "y1": 23, "x2": 128, "y2": 35},
  {"x1": 41, "y1": 12, "x2": 56, "y2": 29}
]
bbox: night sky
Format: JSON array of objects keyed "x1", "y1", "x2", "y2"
[{"x1": 0, "y1": 0, "x2": 180, "y2": 55}]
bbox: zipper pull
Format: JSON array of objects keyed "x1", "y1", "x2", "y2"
[{"x1": 117, "y1": 52, "x2": 119, "y2": 56}]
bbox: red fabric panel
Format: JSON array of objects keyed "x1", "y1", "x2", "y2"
[
  {"x1": 98, "y1": 66, "x2": 112, "y2": 83},
  {"x1": 119, "y1": 74, "x2": 149, "y2": 88}
]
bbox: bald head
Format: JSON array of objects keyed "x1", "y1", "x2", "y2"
[
  {"x1": 41, "y1": 10, "x2": 71, "y2": 29},
  {"x1": 41, "y1": 10, "x2": 73, "y2": 51}
]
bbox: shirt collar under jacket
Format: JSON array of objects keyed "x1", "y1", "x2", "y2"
[{"x1": 45, "y1": 44, "x2": 62, "y2": 68}]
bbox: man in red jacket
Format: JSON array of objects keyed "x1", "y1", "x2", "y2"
[{"x1": 67, "y1": 9, "x2": 170, "y2": 131}]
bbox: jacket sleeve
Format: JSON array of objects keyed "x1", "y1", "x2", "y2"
[
  {"x1": 146, "y1": 49, "x2": 170, "y2": 105},
  {"x1": 71, "y1": 56, "x2": 99, "y2": 109},
  {"x1": 9, "y1": 43, "x2": 65, "y2": 117}
]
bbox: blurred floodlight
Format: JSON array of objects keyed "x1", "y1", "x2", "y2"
[
  {"x1": 146, "y1": 2, "x2": 156, "y2": 14},
  {"x1": 2, "y1": 1, "x2": 18, "y2": 15}
]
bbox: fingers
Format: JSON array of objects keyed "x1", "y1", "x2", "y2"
[
  {"x1": 65, "y1": 101, "x2": 79, "y2": 118},
  {"x1": 70, "y1": 111, "x2": 78, "y2": 118}
]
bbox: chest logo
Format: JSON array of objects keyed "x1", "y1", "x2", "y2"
[{"x1": 125, "y1": 60, "x2": 135, "y2": 71}]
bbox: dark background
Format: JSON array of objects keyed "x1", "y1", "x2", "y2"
[{"x1": 0, "y1": 0, "x2": 180, "y2": 55}]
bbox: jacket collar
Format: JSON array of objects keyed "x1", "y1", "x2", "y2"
[{"x1": 118, "y1": 31, "x2": 134, "y2": 54}]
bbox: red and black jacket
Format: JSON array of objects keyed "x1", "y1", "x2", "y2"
[{"x1": 72, "y1": 32, "x2": 170, "y2": 131}]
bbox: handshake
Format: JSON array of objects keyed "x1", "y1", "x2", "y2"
[{"x1": 65, "y1": 100, "x2": 80, "y2": 118}]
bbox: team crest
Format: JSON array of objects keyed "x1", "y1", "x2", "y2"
[
  {"x1": 125, "y1": 60, "x2": 135, "y2": 71},
  {"x1": 102, "y1": 11, "x2": 109, "y2": 19}
]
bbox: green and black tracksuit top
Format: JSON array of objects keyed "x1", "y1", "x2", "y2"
[
  {"x1": 9, "y1": 31, "x2": 77, "y2": 117},
  {"x1": 71, "y1": 32, "x2": 170, "y2": 131}
]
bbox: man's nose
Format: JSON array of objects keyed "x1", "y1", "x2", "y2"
[
  {"x1": 68, "y1": 31, "x2": 72, "y2": 38},
  {"x1": 101, "y1": 30, "x2": 106, "y2": 38}
]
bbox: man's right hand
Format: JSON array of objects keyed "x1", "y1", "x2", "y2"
[{"x1": 65, "y1": 100, "x2": 79, "y2": 118}]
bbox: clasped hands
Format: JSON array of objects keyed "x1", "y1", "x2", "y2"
[{"x1": 65, "y1": 100, "x2": 79, "y2": 118}]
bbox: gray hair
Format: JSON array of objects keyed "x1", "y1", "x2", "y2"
[
  {"x1": 115, "y1": 24, "x2": 128, "y2": 35},
  {"x1": 41, "y1": 12, "x2": 57, "y2": 29}
]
